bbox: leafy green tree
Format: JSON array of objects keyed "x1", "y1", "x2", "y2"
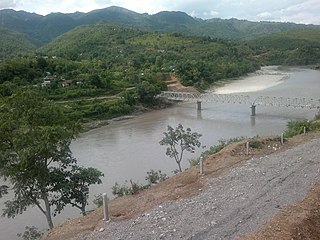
[
  {"x1": 136, "y1": 80, "x2": 161, "y2": 104},
  {"x1": 36, "y1": 57, "x2": 48, "y2": 70},
  {"x1": 159, "y1": 124, "x2": 202, "y2": 172},
  {"x1": 0, "y1": 89, "x2": 103, "y2": 228},
  {"x1": 52, "y1": 166, "x2": 103, "y2": 216},
  {"x1": 90, "y1": 74, "x2": 104, "y2": 88}
]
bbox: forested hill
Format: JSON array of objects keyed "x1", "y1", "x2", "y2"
[
  {"x1": 38, "y1": 22, "x2": 259, "y2": 87},
  {"x1": 244, "y1": 28, "x2": 320, "y2": 65},
  {"x1": 0, "y1": 28, "x2": 37, "y2": 59},
  {"x1": 0, "y1": 6, "x2": 318, "y2": 45}
]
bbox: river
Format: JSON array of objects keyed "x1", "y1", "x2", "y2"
[{"x1": 0, "y1": 67, "x2": 319, "y2": 240}]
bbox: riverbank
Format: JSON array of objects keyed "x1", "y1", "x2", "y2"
[
  {"x1": 82, "y1": 66, "x2": 290, "y2": 132},
  {"x1": 81, "y1": 101, "x2": 173, "y2": 132},
  {"x1": 44, "y1": 131, "x2": 320, "y2": 240}
]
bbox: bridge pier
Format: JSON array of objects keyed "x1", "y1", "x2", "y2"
[
  {"x1": 197, "y1": 101, "x2": 202, "y2": 111},
  {"x1": 250, "y1": 104, "x2": 256, "y2": 116}
]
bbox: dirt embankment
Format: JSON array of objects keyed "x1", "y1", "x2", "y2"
[
  {"x1": 44, "y1": 132, "x2": 320, "y2": 240},
  {"x1": 165, "y1": 75, "x2": 200, "y2": 94}
]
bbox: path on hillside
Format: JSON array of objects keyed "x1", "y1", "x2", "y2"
[{"x1": 75, "y1": 137, "x2": 320, "y2": 240}]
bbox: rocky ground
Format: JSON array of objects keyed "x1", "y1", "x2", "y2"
[{"x1": 44, "y1": 132, "x2": 320, "y2": 240}]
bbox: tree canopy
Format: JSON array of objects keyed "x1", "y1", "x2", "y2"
[
  {"x1": 159, "y1": 124, "x2": 202, "y2": 172},
  {"x1": 0, "y1": 88, "x2": 103, "y2": 228}
]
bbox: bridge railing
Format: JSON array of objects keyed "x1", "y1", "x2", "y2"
[
  {"x1": 159, "y1": 91, "x2": 320, "y2": 109},
  {"x1": 253, "y1": 96, "x2": 320, "y2": 109}
]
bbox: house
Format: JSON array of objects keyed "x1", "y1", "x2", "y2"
[
  {"x1": 62, "y1": 80, "x2": 73, "y2": 87},
  {"x1": 41, "y1": 80, "x2": 51, "y2": 87}
]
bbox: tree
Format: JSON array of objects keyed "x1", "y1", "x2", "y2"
[
  {"x1": 136, "y1": 80, "x2": 161, "y2": 104},
  {"x1": 159, "y1": 124, "x2": 202, "y2": 172},
  {"x1": 52, "y1": 166, "x2": 103, "y2": 216},
  {"x1": 0, "y1": 89, "x2": 103, "y2": 229},
  {"x1": 90, "y1": 74, "x2": 104, "y2": 88}
]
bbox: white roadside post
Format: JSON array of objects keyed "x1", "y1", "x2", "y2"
[
  {"x1": 103, "y1": 193, "x2": 109, "y2": 221},
  {"x1": 246, "y1": 142, "x2": 249, "y2": 155},
  {"x1": 200, "y1": 156, "x2": 204, "y2": 175},
  {"x1": 281, "y1": 133, "x2": 284, "y2": 145}
]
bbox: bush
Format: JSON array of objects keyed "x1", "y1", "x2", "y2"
[
  {"x1": 188, "y1": 158, "x2": 200, "y2": 167},
  {"x1": 112, "y1": 180, "x2": 144, "y2": 197},
  {"x1": 145, "y1": 169, "x2": 168, "y2": 184},
  {"x1": 284, "y1": 120, "x2": 311, "y2": 137},
  {"x1": 108, "y1": 100, "x2": 133, "y2": 115},
  {"x1": 249, "y1": 136, "x2": 262, "y2": 149},
  {"x1": 111, "y1": 182, "x2": 131, "y2": 197},
  {"x1": 17, "y1": 226, "x2": 43, "y2": 240},
  {"x1": 202, "y1": 137, "x2": 245, "y2": 157},
  {"x1": 92, "y1": 194, "x2": 103, "y2": 208}
]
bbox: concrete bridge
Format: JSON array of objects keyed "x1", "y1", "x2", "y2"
[{"x1": 159, "y1": 91, "x2": 320, "y2": 116}]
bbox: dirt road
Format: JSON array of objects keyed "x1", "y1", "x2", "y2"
[{"x1": 74, "y1": 137, "x2": 320, "y2": 240}]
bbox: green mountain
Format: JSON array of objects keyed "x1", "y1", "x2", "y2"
[
  {"x1": 246, "y1": 28, "x2": 320, "y2": 50},
  {"x1": 0, "y1": 28, "x2": 37, "y2": 59},
  {"x1": 34, "y1": 22, "x2": 259, "y2": 88},
  {"x1": 244, "y1": 28, "x2": 320, "y2": 65},
  {"x1": 0, "y1": 6, "x2": 318, "y2": 46}
]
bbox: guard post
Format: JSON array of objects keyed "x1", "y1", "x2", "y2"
[{"x1": 103, "y1": 193, "x2": 109, "y2": 221}]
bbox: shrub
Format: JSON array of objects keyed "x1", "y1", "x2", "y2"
[
  {"x1": 17, "y1": 226, "x2": 43, "y2": 240},
  {"x1": 145, "y1": 169, "x2": 168, "y2": 184},
  {"x1": 188, "y1": 158, "x2": 200, "y2": 167},
  {"x1": 108, "y1": 100, "x2": 132, "y2": 115},
  {"x1": 92, "y1": 194, "x2": 103, "y2": 208},
  {"x1": 284, "y1": 120, "x2": 311, "y2": 137},
  {"x1": 249, "y1": 136, "x2": 262, "y2": 149},
  {"x1": 202, "y1": 137, "x2": 245, "y2": 157},
  {"x1": 111, "y1": 182, "x2": 131, "y2": 197},
  {"x1": 112, "y1": 180, "x2": 144, "y2": 197}
]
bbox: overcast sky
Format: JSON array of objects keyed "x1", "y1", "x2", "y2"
[{"x1": 1, "y1": 0, "x2": 319, "y2": 25}]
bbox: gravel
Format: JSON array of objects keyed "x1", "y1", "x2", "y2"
[{"x1": 76, "y1": 138, "x2": 320, "y2": 240}]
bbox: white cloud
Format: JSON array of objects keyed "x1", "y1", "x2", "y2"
[
  {"x1": 0, "y1": 0, "x2": 319, "y2": 25},
  {"x1": 250, "y1": 0, "x2": 320, "y2": 24},
  {"x1": 0, "y1": 0, "x2": 21, "y2": 9},
  {"x1": 257, "y1": 12, "x2": 272, "y2": 18}
]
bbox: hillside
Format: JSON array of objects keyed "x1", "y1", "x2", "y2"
[
  {"x1": 0, "y1": 22, "x2": 259, "y2": 122},
  {"x1": 0, "y1": 6, "x2": 318, "y2": 45},
  {"x1": 38, "y1": 22, "x2": 259, "y2": 88},
  {"x1": 0, "y1": 28, "x2": 37, "y2": 58},
  {"x1": 244, "y1": 28, "x2": 320, "y2": 65}
]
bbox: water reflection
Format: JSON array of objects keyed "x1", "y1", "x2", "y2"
[{"x1": 250, "y1": 116, "x2": 256, "y2": 126}]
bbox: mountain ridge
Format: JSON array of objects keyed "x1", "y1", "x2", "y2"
[{"x1": 1, "y1": 6, "x2": 318, "y2": 45}]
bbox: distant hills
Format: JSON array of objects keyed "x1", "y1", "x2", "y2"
[
  {"x1": 0, "y1": 6, "x2": 319, "y2": 65},
  {"x1": 245, "y1": 28, "x2": 320, "y2": 65},
  {"x1": 1, "y1": 6, "x2": 319, "y2": 46}
]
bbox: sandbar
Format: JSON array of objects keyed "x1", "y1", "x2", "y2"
[{"x1": 213, "y1": 66, "x2": 289, "y2": 94}]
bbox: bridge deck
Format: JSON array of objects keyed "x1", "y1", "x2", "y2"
[{"x1": 159, "y1": 91, "x2": 320, "y2": 109}]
